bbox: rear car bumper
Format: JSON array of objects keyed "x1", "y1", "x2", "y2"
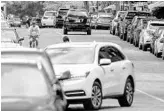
[
  {"x1": 97, "y1": 23, "x2": 110, "y2": 27},
  {"x1": 64, "y1": 23, "x2": 90, "y2": 31}
]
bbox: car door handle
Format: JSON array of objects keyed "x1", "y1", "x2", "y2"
[{"x1": 122, "y1": 67, "x2": 126, "y2": 70}]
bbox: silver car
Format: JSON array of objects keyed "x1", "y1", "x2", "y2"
[{"x1": 1, "y1": 58, "x2": 65, "y2": 111}]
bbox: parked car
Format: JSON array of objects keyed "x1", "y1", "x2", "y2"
[
  {"x1": 1, "y1": 48, "x2": 67, "y2": 109},
  {"x1": 139, "y1": 20, "x2": 164, "y2": 51},
  {"x1": 133, "y1": 17, "x2": 156, "y2": 47},
  {"x1": 111, "y1": 11, "x2": 126, "y2": 35},
  {"x1": 1, "y1": 28, "x2": 24, "y2": 46},
  {"x1": 10, "y1": 17, "x2": 22, "y2": 27},
  {"x1": 94, "y1": 14, "x2": 113, "y2": 29},
  {"x1": 127, "y1": 16, "x2": 147, "y2": 43},
  {"x1": 150, "y1": 27, "x2": 164, "y2": 53},
  {"x1": 154, "y1": 29, "x2": 164, "y2": 57},
  {"x1": 45, "y1": 42, "x2": 135, "y2": 110},
  {"x1": 1, "y1": 58, "x2": 66, "y2": 111},
  {"x1": 31, "y1": 17, "x2": 42, "y2": 28},
  {"x1": 41, "y1": 11, "x2": 57, "y2": 27},
  {"x1": 162, "y1": 39, "x2": 164, "y2": 60},
  {"x1": 56, "y1": 8, "x2": 69, "y2": 28},
  {"x1": 119, "y1": 11, "x2": 151, "y2": 40},
  {"x1": 63, "y1": 9, "x2": 91, "y2": 35},
  {"x1": 1, "y1": 20, "x2": 10, "y2": 28}
]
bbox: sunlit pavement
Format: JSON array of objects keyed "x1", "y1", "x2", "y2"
[{"x1": 17, "y1": 27, "x2": 164, "y2": 111}]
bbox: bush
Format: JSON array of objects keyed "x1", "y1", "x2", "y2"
[{"x1": 152, "y1": 7, "x2": 164, "y2": 19}]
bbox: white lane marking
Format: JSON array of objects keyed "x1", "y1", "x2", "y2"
[{"x1": 137, "y1": 89, "x2": 164, "y2": 103}]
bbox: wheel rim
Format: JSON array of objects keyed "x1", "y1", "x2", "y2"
[
  {"x1": 125, "y1": 82, "x2": 133, "y2": 104},
  {"x1": 91, "y1": 85, "x2": 102, "y2": 108}
]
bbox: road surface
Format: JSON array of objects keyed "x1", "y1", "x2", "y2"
[{"x1": 17, "y1": 27, "x2": 164, "y2": 111}]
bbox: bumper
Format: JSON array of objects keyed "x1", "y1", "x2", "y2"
[
  {"x1": 60, "y1": 78, "x2": 92, "y2": 100},
  {"x1": 42, "y1": 20, "x2": 55, "y2": 26},
  {"x1": 64, "y1": 23, "x2": 90, "y2": 31}
]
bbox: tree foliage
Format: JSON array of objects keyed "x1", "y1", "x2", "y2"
[{"x1": 152, "y1": 7, "x2": 164, "y2": 19}]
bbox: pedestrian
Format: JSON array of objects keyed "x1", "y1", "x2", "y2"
[{"x1": 62, "y1": 36, "x2": 70, "y2": 43}]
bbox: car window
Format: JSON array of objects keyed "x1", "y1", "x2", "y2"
[
  {"x1": 67, "y1": 10, "x2": 88, "y2": 18},
  {"x1": 106, "y1": 47, "x2": 125, "y2": 62},
  {"x1": 1, "y1": 64, "x2": 49, "y2": 97},
  {"x1": 98, "y1": 46, "x2": 125, "y2": 63}
]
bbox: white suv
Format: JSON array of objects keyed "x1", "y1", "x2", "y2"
[
  {"x1": 41, "y1": 11, "x2": 57, "y2": 27},
  {"x1": 46, "y1": 42, "x2": 135, "y2": 110}
]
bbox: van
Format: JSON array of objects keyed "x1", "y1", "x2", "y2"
[{"x1": 41, "y1": 11, "x2": 57, "y2": 27}]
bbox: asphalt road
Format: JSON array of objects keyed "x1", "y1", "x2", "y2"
[{"x1": 17, "y1": 27, "x2": 164, "y2": 111}]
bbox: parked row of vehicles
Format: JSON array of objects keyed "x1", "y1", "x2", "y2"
[{"x1": 111, "y1": 11, "x2": 164, "y2": 60}]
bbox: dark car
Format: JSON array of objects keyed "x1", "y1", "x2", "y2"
[
  {"x1": 1, "y1": 28, "x2": 24, "y2": 46},
  {"x1": 1, "y1": 58, "x2": 66, "y2": 111},
  {"x1": 56, "y1": 8, "x2": 69, "y2": 28},
  {"x1": 119, "y1": 11, "x2": 151, "y2": 40},
  {"x1": 133, "y1": 17, "x2": 156, "y2": 47},
  {"x1": 31, "y1": 17, "x2": 42, "y2": 28},
  {"x1": 63, "y1": 9, "x2": 91, "y2": 35}
]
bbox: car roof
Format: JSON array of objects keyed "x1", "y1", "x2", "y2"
[
  {"x1": 46, "y1": 42, "x2": 122, "y2": 50},
  {"x1": 1, "y1": 48, "x2": 45, "y2": 55},
  {"x1": 1, "y1": 58, "x2": 40, "y2": 68},
  {"x1": 1, "y1": 28, "x2": 16, "y2": 30}
]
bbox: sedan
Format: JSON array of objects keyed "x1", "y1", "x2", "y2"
[
  {"x1": 154, "y1": 30, "x2": 164, "y2": 57},
  {"x1": 46, "y1": 42, "x2": 135, "y2": 110},
  {"x1": 1, "y1": 58, "x2": 65, "y2": 111}
]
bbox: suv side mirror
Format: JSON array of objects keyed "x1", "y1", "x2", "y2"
[
  {"x1": 100, "y1": 59, "x2": 111, "y2": 66},
  {"x1": 58, "y1": 70, "x2": 71, "y2": 81}
]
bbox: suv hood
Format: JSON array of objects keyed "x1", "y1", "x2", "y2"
[{"x1": 53, "y1": 64, "x2": 96, "y2": 78}]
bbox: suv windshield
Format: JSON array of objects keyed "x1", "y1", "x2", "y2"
[
  {"x1": 1, "y1": 65, "x2": 48, "y2": 97},
  {"x1": 67, "y1": 10, "x2": 88, "y2": 18},
  {"x1": 44, "y1": 12, "x2": 56, "y2": 16},
  {"x1": 47, "y1": 47, "x2": 94, "y2": 64}
]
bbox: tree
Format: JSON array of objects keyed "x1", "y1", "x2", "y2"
[{"x1": 152, "y1": 7, "x2": 164, "y2": 19}]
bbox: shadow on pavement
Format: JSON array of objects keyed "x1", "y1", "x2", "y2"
[{"x1": 66, "y1": 105, "x2": 120, "y2": 111}]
